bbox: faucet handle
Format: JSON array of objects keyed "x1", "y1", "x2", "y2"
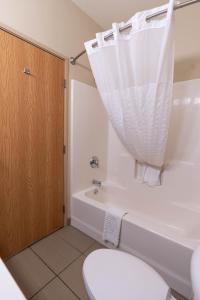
[{"x1": 90, "y1": 156, "x2": 99, "y2": 168}]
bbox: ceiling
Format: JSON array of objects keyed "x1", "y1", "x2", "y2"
[{"x1": 72, "y1": 0, "x2": 168, "y2": 29}]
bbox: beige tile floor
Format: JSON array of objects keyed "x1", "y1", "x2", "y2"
[{"x1": 6, "y1": 225, "x2": 188, "y2": 300}]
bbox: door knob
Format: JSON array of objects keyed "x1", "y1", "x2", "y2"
[{"x1": 23, "y1": 67, "x2": 31, "y2": 75}]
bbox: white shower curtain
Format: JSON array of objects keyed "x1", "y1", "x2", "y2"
[{"x1": 85, "y1": 0, "x2": 175, "y2": 186}]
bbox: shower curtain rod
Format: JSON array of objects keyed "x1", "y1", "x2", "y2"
[{"x1": 70, "y1": 0, "x2": 199, "y2": 65}]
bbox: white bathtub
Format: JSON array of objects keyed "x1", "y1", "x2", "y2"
[{"x1": 71, "y1": 182, "x2": 200, "y2": 299}]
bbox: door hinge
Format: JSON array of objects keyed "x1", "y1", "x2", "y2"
[
  {"x1": 63, "y1": 205, "x2": 65, "y2": 214},
  {"x1": 64, "y1": 79, "x2": 67, "y2": 89},
  {"x1": 63, "y1": 145, "x2": 66, "y2": 154}
]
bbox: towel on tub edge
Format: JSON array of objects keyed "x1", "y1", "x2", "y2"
[{"x1": 103, "y1": 206, "x2": 127, "y2": 247}]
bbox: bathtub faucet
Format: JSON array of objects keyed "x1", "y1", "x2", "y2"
[{"x1": 92, "y1": 179, "x2": 102, "y2": 188}]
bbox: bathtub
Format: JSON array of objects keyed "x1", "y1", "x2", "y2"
[{"x1": 71, "y1": 182, "x2": 199, "y2": 299}]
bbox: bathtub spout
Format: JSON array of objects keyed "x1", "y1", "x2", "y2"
[{"x1": 92, "y1": 179, "x2": 102, "y2": 188}]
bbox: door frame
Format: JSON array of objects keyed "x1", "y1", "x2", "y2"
[{"x1": 0, "y1": 22, "x2": 69, "y2": 225}]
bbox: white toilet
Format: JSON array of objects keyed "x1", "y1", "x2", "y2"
[{"x1": 83, "y1": 246, "x2": 200, "y2": 300}]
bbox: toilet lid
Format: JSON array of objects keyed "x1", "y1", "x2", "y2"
[{"x1": 83, "y1": 249, "x2": 170, "y2": 300}]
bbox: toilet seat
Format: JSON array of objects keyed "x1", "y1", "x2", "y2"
[{"x1": 83, "y1": 249, "x2": 171, "y2": 300}]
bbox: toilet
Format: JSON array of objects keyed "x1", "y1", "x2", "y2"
[{"x1": 83, "y1": 246, "x2": 200, "y2": 300}]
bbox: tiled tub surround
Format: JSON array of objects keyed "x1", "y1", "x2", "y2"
[
  {"x1": 70, "y1": 80, "x2": 108, "y2": 195},
  {"x1": 71, "y1": 184, "x2": 197, "y2": 299},
  {"x1": 5, "y1": 226, "x2": 103, "y2": 300}
]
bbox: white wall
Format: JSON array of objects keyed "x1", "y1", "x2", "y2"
[
  {"x1": 174, "y1": 5, "x2": 200, "y2": 82},
  {"x1": 72, "y1": 0, "x2": 200, "y2": 82},
  {"x1": 0, "y1": 0, "x2": 102, "y2": 86},
  {"x1": 70, "y1": 80, "x2": 108, "y2": 194}
]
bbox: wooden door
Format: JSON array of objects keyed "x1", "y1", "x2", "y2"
[{"x1": 0, "y1": 29, "x2": 65, "y2": 258}]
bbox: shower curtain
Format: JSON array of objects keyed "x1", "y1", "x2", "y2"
[{"x1": 85, "y1": 0, "x2": 175, "y2": 186}]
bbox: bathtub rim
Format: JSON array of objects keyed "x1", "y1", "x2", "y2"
[
  {"x1": 71, "y1": 190, "x2": 193, "y2": 298},
  {"x1": 72, "y1": 184, "x2": 199, "y2": 251}
]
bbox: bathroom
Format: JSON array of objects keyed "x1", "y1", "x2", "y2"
[{"x1": 0, "y1": 0, "x2": 200, "y2": 299}]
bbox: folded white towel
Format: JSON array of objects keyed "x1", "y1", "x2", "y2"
[
  {"x1": 103, "y1": 206, "x2": 127, "y2": 247},
  {"x1": 143, "y1": 165, "x2": 161, "y2": 186},
  {"x1": 136, "y1": 161, "x2": 161, "y2": 186}
]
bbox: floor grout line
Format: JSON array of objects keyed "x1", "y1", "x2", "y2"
[
  {"x1": 6, "y1": 226, "x2": 65, "y2": 262},
  {"x1": 28, "y1": 276, "x2": 56, "y2": 300},
  {"x1": 53, "y1": 228, "x2": 96, "y2": 254},
  {"x1": 7, "y1": 226, "x2": 99, "y2": 300},
  {"x1": 28, "y1": 275, "x2": 80, "y2": 300},
  {"x1": 54, "y1": 235, "x2": 93, "y2": 255},
  {"x1": 5, "y1": 225, "x2": 187, "y2": 300},
  {"x1": 82, "y1": 240, "x2": 97, "y2": 253},
  {"x1": 29, "y1": 247, "x2": 83, "y2": 299},
  {"x1": 30, "y1": 244, "x2": 83, "y2": 278},
  {"x1": 57, "y1": 253, "x2": 84, "y2": 276},
  {"x1": 58, "y1": 276, "x2": 81, "y2": 299},
  {"x1": 29, "y1": 247, "x2": 58, "y2": 277},
  {"x1": 30, "y1": 225, "x2": 96, "y2": 256}
]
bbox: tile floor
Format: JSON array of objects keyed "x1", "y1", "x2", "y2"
[
  {"x1": 5, "y1": 225, "x2": 188, "y2": 300},
  {"x1": 6, "y1": 226, "x2": 103, "y2": 300}
]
